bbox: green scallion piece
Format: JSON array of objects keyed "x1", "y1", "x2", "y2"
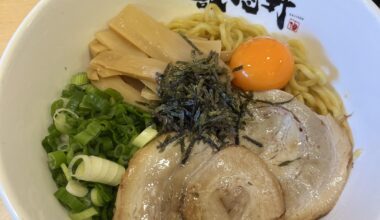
[
  {"x1": 90, "y1": 188, "x2": 104, "y2": 206},
  {"x1": 74, "y1": 121, "x2": 103, "y2": 145},
  {"x1": 71, "y1": 72, "x2": 89, "y2": 86},
  {"x1": 48, "y1": 151, "x2": 67, "y2": 169},
  {"x1": 57, "y1": 144, "x2": 69, "y2": 152},
  {"x1": 94, "y1": 184, "x2": 114, "y2": 203},
  {"x1": 54, "y1": 113, "x2": 71, "y2": 134},
  {"x1": 69, "y1": 207, "x2": 98, "y2": 220},
  {"x1": 61, "y1": 163, "x2": 72, "y2": 181},
  {"x1": 44, "y1": 71, "x2": 154, "y2": 219},
  {"x1": 131, "y1": 125, "x2": 158, "y2": 148},
  {"x1": 66, "y1": 147, "x2": 75, "y2": 164},
  {"x1": 50, "y1": 99, "x2": 64, "y2": 117},
  {"x1": 53, "y1": 109, "x2": 78, "y2": 134},
  {"x1": 51, "y1": 169, "x2": 68, "y2": 187},
  {"x1": 66, "y1": 180, "x2": 89, "y2": 198},
  {"x1": 54, "y1": 188, "x2": 88, "y2": 212}
]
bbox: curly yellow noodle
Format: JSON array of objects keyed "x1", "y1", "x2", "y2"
[
  {"x1": 314, "y1": 95, "x2": 329, "y2": 115},
  {"x1": 167, "y1": 4, "x2": 346, "y2": 125},
  {"x1": 296, "y1": 64, "x2": 318, "y2": 80},
  {"x1": 302, "y1": 92, "x2": 316, "y2": 106},
  {"x1": 289, "y1": 76, "x2": 308, "y2": 92},
  {"x1": 313, "y1": 67, "x2": 328, "y2": 85},
  {"x1": 219, "y1": 23, "x2": 231, "y2": 50},
  {"x1": 311, "y1": 90, "x2": 332, "y2": 111}
]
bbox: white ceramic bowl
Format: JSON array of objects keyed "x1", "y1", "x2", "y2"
[{"x1": 1, "y1": 0, "x2": 380, "y2": 219}]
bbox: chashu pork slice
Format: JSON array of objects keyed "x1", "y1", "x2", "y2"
[
  {"x1": 160, "y1": 140, "x2": 215, "y2": 219},
  {"x1": 114, "y1": 135, "x2": 215, "y2": 220},
  {"x1": 113, "y1": 135, "x2": 182, "y2": 219},
  {"x1": 114, "y1": 136, "x2": 285, "y2": 220},
  {"x1": 239, "y1": 90, "x2": 353, "y2": 220},
  {"x1": 181, "y1": 146, "x2": 285, "y2": 220}
]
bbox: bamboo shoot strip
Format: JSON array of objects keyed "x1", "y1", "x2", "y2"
[
  {"x1": 92, "y1": 76, "x2": 149, "y2": 111},
  {"x1": 90, "y1": 64, "x2": 124, "y2": 79},
  {"x1": 141, "y1": 80, "x2": 157, "y2": 93},
  {"x1": 89, "y1": 39, "x2": 108, "y2": 58},
  {"x1": 95, "y1": 29, "x2": 147, "y2": 58},
  {"x1": 191, "y1": 38, "x2": 222, "y2": 54},
  {"x1": 109, "y1": 5, "x2": 194, "y2": 62},
  {"x1": 90, "y1": 50, "x2": 167, "y2": 82},
  {"x1": 86, "y1": 68, "x2": 99, "y2": 81},
  {"x1": 141, "y1": 87, "x2": 160, "y2": 101},
  {"x1": 120, "y1": 76, "x2": 145, "y2": 92}
]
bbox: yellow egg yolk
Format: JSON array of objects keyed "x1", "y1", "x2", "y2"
[{"x1": 229, "y1": 37, "x2": 295, "y2": 91}]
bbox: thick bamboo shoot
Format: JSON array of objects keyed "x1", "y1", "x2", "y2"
[
  {"x1": 91, "y1": 76, "x2": 148, "y2": 111},
  {"x1": 109, "y1": 5, "x2": 194, "y2": 62},
  {"x1": 95, "y1": 30, "x2": 147, "y2": 58},
  {"x1": 90, "y1": 51, "x2": 167, "y2": 82},
  {"x1": 87, "y1": 68, "x2": 100, "y2": 81},
  {"x1": 191, "y1": 39, "x2": 222, "y2": 54},
  {"x1": 141, "y1": 87, "x2": 159, "y2": 101},
  {"x1": 89, "y1": 40, "x2": 108, "y2": 58},
  {"x1": 141, "y1": 80, "x2": 157, "y2": 93}
]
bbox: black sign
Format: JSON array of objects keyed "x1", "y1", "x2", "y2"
[{"x1": 192, "y1": 0, "x2": 296, "y2": 30}]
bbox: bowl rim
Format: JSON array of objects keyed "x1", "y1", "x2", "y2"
[
  {"x1": 0, "y1": 0, "x2": 380, "y2": 219},
  {"x1": 0, "y1": 1, "x2": 50, "y2": 218}
]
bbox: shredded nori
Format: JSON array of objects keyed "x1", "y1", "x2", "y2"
[
  {"x1": 242, "y1": 135, "x2": 263, "y2": 148},
  {"x1": 154, "y1": 51, "x2": 253, "y2": 163},
  {"x1": 278, "y1": 157, "x2": 301, "y2": 167},
  {"x1": 232, "y1": 65, "x2": 244, "y2": 72},
  {"x1": 179, "y1": 33, "x2": 203, "y2": 55}
]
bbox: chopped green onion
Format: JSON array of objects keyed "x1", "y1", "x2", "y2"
[
  {"x1": 48, "y1": 151, "x2": 67, "y2": 169},
  {"x1": 94, "y1": 184, "x2": 114, "y2": 203},
  {"x1": 54, "y1": 188, "x2": 88, "y2": 212},
  {"x1": 61, "y1": 163, "x2": 71, "y2": 181},
  {"x1": 90, "y1": 188, "x2": 104, "y2": 206},
  {"x1": 105, "y1": 88, "x2": 123, "y2": 103},
  {"x1": 69, "y1": 207, "x2": 98, "y2": 220},
  {"x1": 69, "y1": 155, "x2": 125, "y2": 186},
  {"x1": 74, "y1": 121, "x2": 103, "y2": 145},
  {"x1": 54, "y1": 108, "x2": 80, "y2": 119},
  {"x1": 60, "y1": 134, "x2": 70, "y2": 144},
  {"x1": 71, "y1": 72, "x2": 89, "y2": 86},
  {"x1": 97, "y1": 137, "x2": 113, "y2": 152},
  {"x1": 51, "y1": 169, "x2": 68, "y2": 187},
  {"x1": 53, "y1": 109, "x2": 79, "y2": 134},
  {"x1": 80, "y1": 94, "x2": 111, "y2": 113},
  {"x1": 54, "y1": 113, "x2": 70, "y2": 134},
  {"x1": 66, "y1": 180, "x2": 89, "y2": 197},
  {"x1": 62, "y1": 84, "x2": 84, "y2": 98},
  {"x1": 66, "y1": 92, "x2": 85, "y2": 111},
  {"x1": 131, "y1": 125, "x2": 158, "y2": 148},
  {"x1": 42, "y1": 136, "x2": 54, "y2": 153},
  {"x1": 42, "y1": 125, "x2": 61, "y2": 153},
  {"x1": 43, "y1": 74, "x2": 154, "y2": 219},
  {"x1": 50, "y1": 99, "x2": 64, "y2": 117},
  {"x1": 66, "y1": 147, "x2": 75, "y2": 164},
  {"x1": 83, "y1": 84, "x2": 97, "y2": 94},
  {"x1": 57, "y1": 144, "x2": 69, "y2": 151}
]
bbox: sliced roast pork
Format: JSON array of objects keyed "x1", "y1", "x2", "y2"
[
  {"x1": 114, "y1": 137, "x2": 285, "y2": 220},
  {"x1": 113, "y1": 135, "x2": 182, "y2": 219},
  {"x1": 239, "y1": 90, "x2": 353, "y2": 220},
  {"x1": 181, "y1": 146, "x2": 285, "y2": 220}
]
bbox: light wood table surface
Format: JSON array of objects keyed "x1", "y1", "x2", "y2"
[{"x1": 0, "y1": 1, "x2": 38, "y2": 219}]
